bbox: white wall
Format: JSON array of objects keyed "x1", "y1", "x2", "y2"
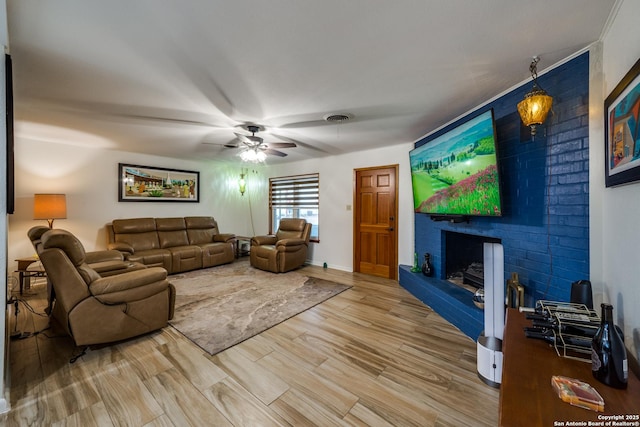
[
  {"x1": 7, "y1": 137, "x2": 258, "y2": 271},
  {"x1": 261, "y1": 142, "x2": 415, "y2": 272},
  {"x1": 596, "y1": 0, "x2": 640, "y2": 364},
  {"x1": 8, "y1": 135, "x2": 415, "y2": 276}
]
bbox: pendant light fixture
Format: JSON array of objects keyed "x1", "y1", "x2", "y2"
[
  {"x1": 238, "y1": 169, "x2": 247, "y2": 196},
  {"x1": 517, "y1": 56, "x2": 553, "y2": 139}
]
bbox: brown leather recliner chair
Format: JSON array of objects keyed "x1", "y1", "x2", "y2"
[
  {"x1": 250, "y1": 218, "x2": 312, "y2": 273},
  {"x1": 39, "y1": 229, "x2": 175, "y2": 347},
  {"x1": 28, "y1": 225, "x2": 147, "y2": 314},
  {"x1": 28, "y1": 225, "x2": 145, "y2": 277}
]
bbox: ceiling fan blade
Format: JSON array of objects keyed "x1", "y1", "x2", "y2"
[
  {"x1": 263, "y1": 148, "x2": 288, "y2": 157},
  {"x1": 234, "y1": 132, "x2": 263, "y2": 145},
  {"x1": 268, "y1": 132, "x2": 330, "y2": 153},
  {"x1": 233, "y1": 132, "x2": 252, "y2": 144},
  {"x1": 112, "y1": 114, "x2": 217, "y2": 127},
  {"x1": 200, "y1": 136, "x2": 239, "y2": 148},
  {"x1": 34, "y1": 99, "x2": 238, "y2": 129},
  {"x1": 267, "y1": 142, "x2": 297, "y2": 148}
]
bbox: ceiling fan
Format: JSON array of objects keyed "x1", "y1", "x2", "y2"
[{"x1": 226, "y1": 125, "x2": 297, "y2": 162}]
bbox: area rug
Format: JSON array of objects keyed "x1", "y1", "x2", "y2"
[{"x1": 168, "y1": 260, "x2": 351, "y2": 355}]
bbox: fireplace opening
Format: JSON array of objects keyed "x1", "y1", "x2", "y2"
[{"x1": 444, "y1": 232, "x2": 501, "y2": 291}]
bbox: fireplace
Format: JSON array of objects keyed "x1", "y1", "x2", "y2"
[
  {"x1": 399, "y1": 232, "x2": 504, "y2": 340},
  {"x1": 445, "y1": 232, "x2": 501, "y2": 290}
]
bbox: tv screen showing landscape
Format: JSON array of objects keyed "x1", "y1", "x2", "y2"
[{"x1": 410, "y1": 109, "x2": 502, "y2": 216}]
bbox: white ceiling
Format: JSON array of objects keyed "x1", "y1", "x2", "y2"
[{"x1": 6, "y1": 1, "x2": 616, "y2": 164}]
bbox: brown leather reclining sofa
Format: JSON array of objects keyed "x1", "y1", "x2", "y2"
[{"x1": 107, "y1": 216, "x2": 235, "y2": 274}]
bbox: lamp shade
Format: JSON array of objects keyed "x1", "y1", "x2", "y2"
[
  {"x1": 517, "y1": 89, "x2": 553, "y2": 127},
  {"x1": 34, "y1": 194, "x2": 67, "y2": 228}
]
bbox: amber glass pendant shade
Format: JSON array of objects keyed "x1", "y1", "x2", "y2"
[
  {"x1": 517, "y1": 89, "x2": 553, "y2": 130},
  {"x1": 517, "y1": 57, "x2": 553, "y2": 138}
]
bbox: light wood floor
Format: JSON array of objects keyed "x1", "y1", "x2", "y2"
[{"x1": 2, "y1": 264, "x2": 499, "y2": 426}]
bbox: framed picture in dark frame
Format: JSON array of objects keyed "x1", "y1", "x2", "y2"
[
  {"x1": 118, "y1": 163, "x2": 199, "y2": 202},
  {"x1": 604, "y1": 57, "x2": 640, "y2": 188}
]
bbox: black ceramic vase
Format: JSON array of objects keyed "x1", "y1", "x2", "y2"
[{"x1": 421, "y1": 253, "x2": 433, "y2": 277}]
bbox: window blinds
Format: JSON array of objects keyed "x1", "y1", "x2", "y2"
[{"x1": 269, "y1": 173, "x2": 319, "y2": 209}]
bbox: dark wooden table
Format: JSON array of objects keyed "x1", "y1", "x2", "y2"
[
  {"x1": 15, "y1": 257, "x2": 46, "y2": 294},
  {"x1": 235, "y1": 236, "x2": 251, "y2": 258},
  {"x1": 500, "y1": 308, "x2": 640, "y2": 426}
]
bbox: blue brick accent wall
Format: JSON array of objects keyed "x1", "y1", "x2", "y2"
[{"x1": 410, "y1": 53, "x2": 589, "y2": 307}]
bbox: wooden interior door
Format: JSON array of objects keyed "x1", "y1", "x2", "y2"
[{"x1": 354, "y1": 165, "x2": 398, "y2": 280}]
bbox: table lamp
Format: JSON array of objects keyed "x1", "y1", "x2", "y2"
[{"x1": 33, "y1": 193, "x2": 67, "y2": 228}]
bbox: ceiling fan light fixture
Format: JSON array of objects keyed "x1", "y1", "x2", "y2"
[
  {"x1": 231, "y1": 124, "x2": 294, "y2": 161},
  {"x1": 239, "y1": 148, "x2": 266, "y2": 163}
]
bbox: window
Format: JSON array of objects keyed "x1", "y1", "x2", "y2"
[{"x1": 270, "y1": 173, "x2": 319, "y2": 241}]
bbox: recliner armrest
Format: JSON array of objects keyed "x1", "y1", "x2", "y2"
[
  {"x1": 91, "y1": 260, "x2": 146, "y2": 277},
  {"x1": 89, "y1": 267, "x2": 167, "y2": 297},
  {"x1": 213, "y1": 233, "x2": 236, "y2": 243},
  {"x1": 107, "y1": 242, "x2": 135, "y2": 255},
  {"x1": 85, "y1": 250, "x2": 124, "y2": 264},
  {"x1": 252, "y1": 235, "x2": 277, "y2": 246},
  {"x1": 276, "y1": 238, "x2": 307, "y2": 251}
]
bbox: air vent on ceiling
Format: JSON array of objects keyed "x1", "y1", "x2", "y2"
[{"x1": 324, "y1": 113, "x2": 352, "y2": 122}]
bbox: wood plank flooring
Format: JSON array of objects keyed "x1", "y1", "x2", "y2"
[{"x1": 1, "y1": 264, "x2": 499, "y2": 426}]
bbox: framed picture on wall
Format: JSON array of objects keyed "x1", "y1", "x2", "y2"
[
  {"x1": 118, "y1": 163, "x2": 200, "y2": 202},
  {"x1": 604, "y1": 57, "x2": 640, "y2": 188}
]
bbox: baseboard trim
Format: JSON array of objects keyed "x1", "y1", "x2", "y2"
[{"x1": 305, "y1": 261, "x2": 351, "y2": 272}]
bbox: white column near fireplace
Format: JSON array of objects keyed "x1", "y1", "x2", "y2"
[{"x1": 477, "y1": 242, "x2": 504, "y2": 388}]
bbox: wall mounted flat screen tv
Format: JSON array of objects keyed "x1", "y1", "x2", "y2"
[{"x1": 410, "y1": 109, "x2": 502, "y2": 217}]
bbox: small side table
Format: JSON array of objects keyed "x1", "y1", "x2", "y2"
[
  {"x1": 15, "y1": 257, "x2": 46, "y2": 295},
  {"x1": 235, "y1": 236, "x2": 251, "y2": 258}
]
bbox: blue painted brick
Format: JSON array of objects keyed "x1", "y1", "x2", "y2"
[
  {"x1": 558, "y1": 215, "x2": 588, "y2": 227},
  {"x1": 554, "y1": 246, "x2": 589, "y2": 261},
  {"x1": 555, "y1": 117, "x2": 583, "y2": 133},
  {"x1": 549, "y1": 183, "x2": 585, "y2": 195},
  {"x1": 549, "y1": 205, "x2": 587, "y2": 216},
  {"x1": 559, "y1": 150, "x2": 588, "y2": 163},
  {"x1": 562, "y1": 131, "x2": 589, "y2": 146},
  {"x1": 548, "y1": 225, "x2": 587, "y2": 238},
  {"x1": 557, "y1": 235, "x2": 588, "y2": 249},
  {"x1": 551, "y1": 139, "x2": 584, "y2": 154},
  {"x1": 406, "y1": 52, "x2": 589, "y2": 312},
  {"x1": 558, "y1": 172, "x2": 589, "y2": 184},
  {"x1": 399, "y1": 266, "x2": 483, "y2": 341},
  {"x1": 550, "y1": 162, "x2": 584, "y2": 175}
]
